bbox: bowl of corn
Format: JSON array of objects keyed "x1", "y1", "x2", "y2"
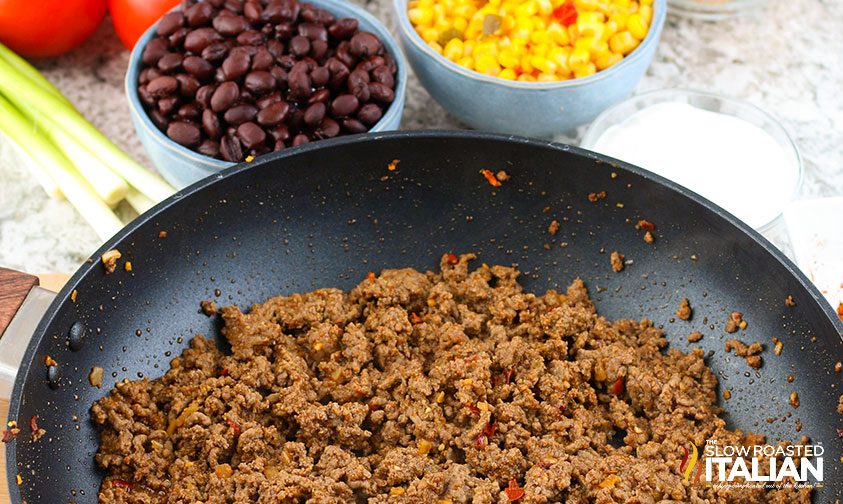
[{"x1": 393, "y1": 0, "x2": 666, "y2": 136}]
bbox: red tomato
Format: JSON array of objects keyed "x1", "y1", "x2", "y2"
[
  {"x1": 108, "y1": 0, "x2": 180, "y2": 50},
  {"x1": 0, "y1": 0, "x2": 107, "y2": 58}
]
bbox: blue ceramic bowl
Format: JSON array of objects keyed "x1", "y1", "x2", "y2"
[
  {"x1": 127, "y1": 0, "x2": 408, "y2": 189},
  {"x1": 393, "y1": 0, "x2": 666, "y2": 137}
]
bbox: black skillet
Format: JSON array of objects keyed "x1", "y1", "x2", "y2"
[{"x1": 3, "y1": 131, "x2": 842, "y2": 502}]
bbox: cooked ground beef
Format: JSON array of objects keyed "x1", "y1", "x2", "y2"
[
  {"x1": 92, "y1": 254, "x2": 809, "y2": 503},
  {"x1": 675, "y1": 298, "x2": 692, "y2": 321},
  {"x1": 725, "y1": 338, "x2": 764, "y2": 369},
  {"x1": 687, "y1": 332, "x2": 704, "y2": 343},
  {"x1": 609, "y1": 251, "x2": 624, "y2": 273}
]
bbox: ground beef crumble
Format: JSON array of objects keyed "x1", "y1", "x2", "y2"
[
  {"x1": 675, "y1": 298, "x2": 692, "y2": 321},
  {"x1": 609, "y1": 251, "x2": 624, "y2": 273},
  {"x1": 725, "y1": 339, "x2": 764, "y2": 369},
  {"x1": 92, "y1": 254, "x2": 809, "y2": 503}
]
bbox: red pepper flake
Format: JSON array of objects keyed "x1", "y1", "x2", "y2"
[
  {"x1": 613, "y1": 377, "x2": 625, "y2": 396},
  {"x1": 158, "y1": 230, "x2": 168, "y2": 238},
  {"x1": 636, "y1": 219, "x2": 655, "y2": 232},
  {"x1": 387, "y1": 159, "x2": 400, "y2": 171},
  {"x1": 465, "y1": 404, "x2": 481, "y2": 415},
  {"x1": 29, "y1": 416, "x2": 38, "y2": 433},
  {"x1": 366, "y1": 271, "x2": 376, "y2": 281},
  {"x1": 474, "y1": 433, "x2": 487, "y2": 449},
  {"x1": 836, "y1": 427, "x2": 843, "y2": 439},
  {"x1": 587, "y1": 191, "x2": 607, "y2": 202},
  {"x1": 480, "y1": 169, "x2": 502, "y2": 187},
  {"x1": 219, "y1": 368, "x2": 229, "y2": 377},
  {"x1": 2, "y1": 428, "x2": 19, "y2": 443},
  {"x1": 226, "y1": 419, "x2": 241, "y2": 437},
  {"x1": 837, "y1": 302, "x2": 843, "y2": 322},
  {"x1": 409, "y1": 312, "x2": 422, "y2": 324},
  {"x1": 445, "y1": 253, "x2": 459, "y2": 265},
  {"x1": 504, "y1": 479, "x2": 525, "y2": 501},
  {"x1": 111, "y1": 479, "x2": 134, "y2": 491},
  {"x1": 44, "y1": 355, "x2": 57, "y2": 367},
  {"x1": 482, "y1": 415, "x2": 498, "y2": 438},
  {"x1": 552, "y1": 0, "x2": 577, "y2": 26}
]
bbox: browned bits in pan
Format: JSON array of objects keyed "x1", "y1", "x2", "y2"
[
  {"x1": 789, "y1": 391, "x2": 800, "y2": 409},
  {"x1": 548, "y1": 220, "x2": 559, "y2": 236},
  {"x1": 772, "y1": 337, "x2": 783, "y2": 356},
  {"x1": 835, "y1": 361, "x2": 842, "y2": 373},
  {"x1": 587, "y1": 191, "x2": 606, "y2": 202},
  {"x1": 610, "y1": 251, "x2": 624, "y2": 273},
  {"x1": 158, "y1": 230, "x2": 169, "y2": 238},
  {"x1": 44, "y1": 355, "x2": 57, "y2": 367},
  {"x1": 136, "y1": 0, "x2": 399, "y2": 161},
  {"x1": 837, "y1": 394, "x2": 843, "y2": 413},
  {"x1": 495, "y1": 170, "x2": 509, "y2": 181},
  {"x1": 643, "y1": 231, "x2": 654, "y2": 244},
  {"x1": 725, "y1": 311, "x2": 743, "y2": 333},
  {"x1": 29, "y1": 415, "x2": 45, "y2": 442},
  {"x1": 675, "y1": 297, "x2": 692, "y2": 321},
  {"x1": 201, "y1": 300, "x2": 218, "y2": 316},
  {"x1": 480, "y1": 169, "x2": 502, "y2": 187},
  {"x1": 101, "y1": 249, "x2": 122, "y2": 274},
  {"x1": 725, "y1": 338, "x2": 763, "y2": 369},
  {"x1": 687, "y1": 332, "x2": 703, "y2": 343},
  {"x1": 89, "y1": 367, "x2": 104, "y2": 388},
  {"x1": 387, "y1": 159, "x2": 400, "y2": 171},
  {"x1": 785, "y1": 295, "x2": 796, "y2": 307}
]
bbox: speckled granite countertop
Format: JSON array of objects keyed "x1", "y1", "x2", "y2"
[{"x1": 1, "y1": 0, "x2": 841, "y2": 273}]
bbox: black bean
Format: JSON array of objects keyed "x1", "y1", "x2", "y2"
[
  {"x1": 257, "y1": 92, "x2": 282, "y2": 109},
  {"x1": 270, "y1": 124, "x2": 290, "y2": 142},
  {"x1": 276, "y1": 54, "x2": 296, "y2": 70},
  {"x1": 330, "y1": 94, "x2": 359, "y2": 117},
  {"x1": 196, "y1": 84, "x2": 216, "y2": 108},
  {"x1": 139, "y1": 68, "x2": 152, "y2": 85},
  {"x1": 371, "y1": 65, "x2": 394, "y2": 88},
  {"x1": 287, "y1": 109, "x2": 304, "y2": 131},
  {"x1": 239, "y1": 44, "x2": 259, "y2": 56},
  {"x1": 220, "y1": 134, "x2": 244, "y2": 161},
  {"x1": 277, "y1": 0, "x2": 300, "y2": 22},
  {"x1": 222, "y1": 48, "x2": 251, "y2": 80},
  {"x1": 287, "y1": 67, "x2": 312, "y2": 99},
  {"x1": 257, "y1": 100, "x2": 290, "y2": 126},
  {"x1": 158, "y1": 95, "x2": 180, "y2": 115},
  {"x1": 150, "y1": 109, "x2": 170, "y2": 130},
  {"x1": 185, "y1": 2, "x2": 214, "y2": 26},
  {"x1": 224, "y1": 0, "x2": 243, "y2": 13},
  {"x1": 383, "y1": 53, "x2": 398, "y2": 74},
  {"x1": 356, "y1": 56, "x2": 384, "y2": 73},
  {"x1": 273, "y1": 139, "x2": 286, "y2": 151},
  {"x1": 292, "y1": 134, "x2": 309, "y2": 146},
  {"x1": 138, "y1": 85, "x2": 156, "y2": 106},
  {"x1": 68, "y1": 321, "x2": 85, "y2": 351},
  {"x1": 307, "y1": 88, "x2": 330, "y2": 105},
  {"x1": 368, "y1": 82, "x2": 394, "y2": 103},
  {"x1": 299, "y1": 5, "x2": 318, "y2": 23},
  {"x1": 303, "y1": 102, "x2": 326, "y2": 126},
  {"x1": 201, "y1": 42, "x2": 228, "y2": 62},
  {"x1": 314, "y1": 8, "x2": 334, "y2": 25},
  {"x1": 236, "y1": 121, "x2": 266, "y2": 148},
  {"x1": 198, "y1": 139, "x2": 220, "y2": 157},
  {"x1": 158, "y1": 12, "x2": 185, "y2": 36},
  {"x1": 349, "y1": 32, "x2": 381, "y2": 58},
  {"x1": 251, "y1": 47, "x2": 274, "y2": 70},
  {"x1": 310, "y1": 39, "x2": 328, "y2": 60},
  {"x1": 328, "y1": 18, "x2": 358, "y2": 40},
  {"x1": 336, "y1": 41, "x2": 355, "y2": 68},
  {"x1": 270, "y1": 67, "x2": 289, "y2": 91},
  {"x1": 177, "y1": 103, "x2": 200, "y2": 120},
  {"x1": 244, "y1": 0, "x2": 262, "y2": 22},
  {"x1": 267, "y1": 39, "x2": 285, "y2": 58},
  {"x1": 357, "y1": 103, "x2": 382, "y2": 125},
  {"x1": 244, "y1": 70, "x2": 276, "y2": 94},
  {"x1": 347, "y1": 68, "x2": 370, "y2": 101},
  {"x1": 148, "y1": 75, "x2": 179, "y2": 97},
  {"x1": 202, "y1": 109, "x2": 223, "y2": 138},
  {"x1": 184, "y1": 56, "x2": 215, "y2": 80},
  {"x1": 298, "y1": 22, "x2": 327, "y2": 41},
  {"x1": 169, "y1": 27, "x2": 190, "y2": 47},
  {"x1": 167, "y1": 121, "x2": 201, "y2": 147},
  {"x1": 224, "y1": 104, "x2": 258, "y2": 124},
  {"x1": 315, "y1": 117, "x2": 339, "y2": 138},
  {"x1": 214, "y1": 14, "x2": 249, "y2": 36},
  {"x1": 237, "y1": 30, "x2": 264, "y2": 46},
  {"x1": 142, "y1": 37, "x2": 169, "y2": 66},
  {"x1": 210, "y1": 81, "x2": 239, "y2": 111},
  {"x1": 326, "y1": 58, "x2": 350, "y2": 89},
  {"x1": 311, "y1": 66, "x2": 329, "y2": 87},
  {"x1": 176, "y1": 74, "x2": 201, "y2": 98},
  {"x1": 289, "y1": 35, "x2": 310, "y2": 57},
  {"x1": 275, "y1": 21, "x2": 295, "y2": 40},
  {"x1": 184, "y1": 28, "x2": 222, "y2": 53},
  {"x1": 342, "y1": 117, "x2": 367, "y2": 134}
]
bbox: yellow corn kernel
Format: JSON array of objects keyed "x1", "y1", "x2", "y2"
[
  {"x1": 428, "y1": 41, "x2": 444, "y2": 54},
  {"x1": 408, "y1": 7, "x2": 434, "y2": 26},
  {"x1": 640, "y1": 0, "x2": 653, "y2": 4},
  {"x1": 609, "y1": 30, "x2": 637, "y2": 55},
  {"x1": 475, "y1": 54, "x2": 501, "y2": 75},
  {"x1": 530, "y1": 30, "x2": 549, "y2": 44},
  {"x1": 453, "y1": 17, "x2": 468, "y2": 32},
  {"x1": 610, "y1": 13, "x2": 627, "y2": 30},
  {"x1": 537, "y1": 72, "x2": 557, "y2": 82},
  {"x1": 548, "y1": 46, "x2": 571, "y2": 74},
  {"x1": 421, "y1": 28, "x2": 440, "y2": 44},
  {"x1": 454, "y1": 4, "x2": 476, "y2": 19},
  {"x1": 627, "y1": 13, "x2": 648, "y2": 40},
  {"x1": 463, "y1": 40, "x2": 476, "y2": 56},
  {"x1": 532, "y1": 42, "x2": 550, "y2": 56},
  {"x1": 603, "y1": 19, "x2": 618, "y2": 40},
  {"x1": 594, "y1": 50, "x2": 622, "y2": 70},
  {"x1": 514, "y1": 0, "x2": 538, "y2": 17},
  {"x1": 547, "y1": 22, "x2": 569, "y2": 46},
  {"x1": 432, "y1": 4, "x2": 445, "y2": 21},
  {"x1": 613, "y1": 0, "x2": 630, "y2": 8},
  {"x1": 443, "y1": 38, "x2": 464, "y2": 61},
  {"x1": 639, "y1": 4, "x2": 653, "y2": 24},
  {"x1": 567, "y1": 24, "x2": 578, "y2": 41},
  {"x1": 574, "y1": 36, "x2": 603, "y2": 53},
  {"x1": 531, "y1": 55, "x2": 557, "y2": 74},
  {"x1": 517, "y1": 73, "x2": 537, "y2": 82},
  {"x1": 577, "y1": 22, "x2": 604, "y2": 41},
  {"x1": 499, "y1": 68, "x2": 517, "y2": 80},
  {"x1": 568, "y1": 47, "x2": 590, "y2": 68},
  {"x1": 574, "y1": 0, "x2": 601, "y2": 9},
  {"x1": 520, "y1": 53, "x2": 534, "y2": 73},
  {"x1": 573, "y1": 61, "x2": 596, "y2": 79},
  {"x1": 498, "y1": 49, "x2": 520, "y2": 68},
  {"x1": 456, "y1": 56, "x2": 474, "y2": 70},
  {"x1": 577, "y1": 11, "x2": 606, "y2": 25}
]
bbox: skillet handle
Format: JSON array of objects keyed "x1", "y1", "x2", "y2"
[{"x1": 0, "y1": 268, "x2": 39, "y2": 339}]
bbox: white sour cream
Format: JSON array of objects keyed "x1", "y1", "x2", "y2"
[{"x1": 592, "y1": 101, "x2": 799, "y2": 230}]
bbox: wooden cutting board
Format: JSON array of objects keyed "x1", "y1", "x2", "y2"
[{"x1": 1, "y1": 274, "x2": 68, "y2": 504}]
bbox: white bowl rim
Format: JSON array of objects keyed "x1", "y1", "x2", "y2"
[
  {"x1": 580, "y1": 87, "x2": 805, "y2": 234},
  {"x1": 393, "y1": 0, "x2": 667, "y2": 90},
  {"x1": 126, "y1": 0, "x2": 409, "y2": 170}
]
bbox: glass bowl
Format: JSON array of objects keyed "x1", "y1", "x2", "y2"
[
  {"x1": 580, "y1": 88, "x2": 803, "y2": 245},
  {"x1": 667, "y1": 0, "x2": 767, "y2": 20}
]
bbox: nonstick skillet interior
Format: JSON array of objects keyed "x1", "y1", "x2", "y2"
[{"x1": 7, "y1": 131, "x2": 842, "y2": 502}]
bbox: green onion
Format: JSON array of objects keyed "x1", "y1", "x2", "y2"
[
  {"x1": 125, "y1": 188, "x2": 156, "y2": 214},
  {"x1": 0, "y1": 42, "x2": 69, "y2": 105},
  {"x1": 0, "y1": 95, "x2": 123, "y2": 240},
  {"x1": 0, "y1": 49, "x2": 175, "y2": 202}
]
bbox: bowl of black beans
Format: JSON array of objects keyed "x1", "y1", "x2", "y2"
[{"x1": 127, "y1": 0, "x2": 407, "y2": 188}]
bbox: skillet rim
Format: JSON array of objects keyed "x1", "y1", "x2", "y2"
[{"x1": 7, "y1": 129, "x2": 842, "y2": 500}]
